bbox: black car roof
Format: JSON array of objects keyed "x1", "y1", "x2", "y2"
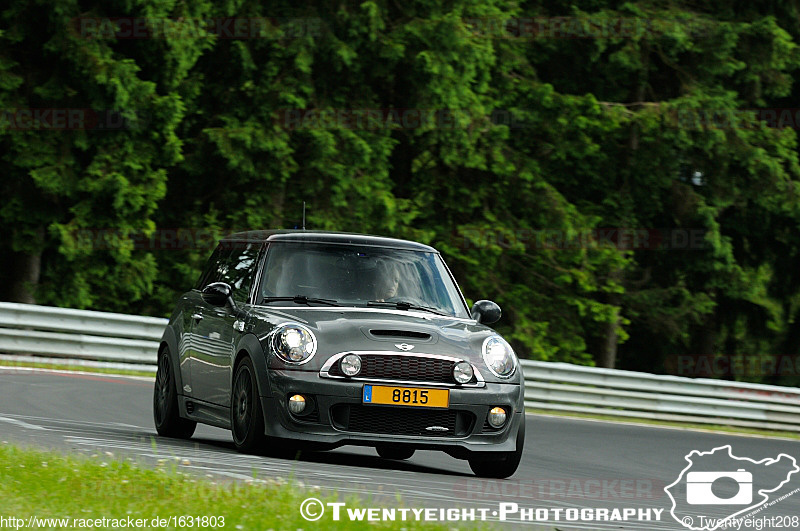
[{"x1": 222, "y1": 230, "x2": 437, "y2": 252}]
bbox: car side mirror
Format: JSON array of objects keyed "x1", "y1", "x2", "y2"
[
  {"x1": 202, "y1": 282, "x2": 235, "y2": 308},
  {"x1": 471, "y1": 300, "x2": 501, "y2": 325}
]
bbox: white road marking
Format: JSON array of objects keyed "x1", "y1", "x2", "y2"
[{"x1": 0, "y1": 415, "x2": 48, "y2": 431}]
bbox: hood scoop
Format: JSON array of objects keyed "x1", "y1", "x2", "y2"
[{"x1": 368, "y1": 329, "x2": 432, "y2": 341}]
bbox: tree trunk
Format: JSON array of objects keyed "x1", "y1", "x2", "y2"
[
  {"x1": 8, "y1": 249, "x2": 41, "y2": 304},
  {"x1": 599, "y1": 58, "x2": 648, "y2": 369},
  {"x1": 599, "y1": 300, "x2": 621, "y2": 368},
  {"x1": 697, "y1": 310, "x2": 717, "y2": 378},
  {"x1": 773, "y1": 307, "x2": 800, "y2": 385}
]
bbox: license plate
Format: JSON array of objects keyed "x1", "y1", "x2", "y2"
[{"x1": 362, "y1": 385, "x2": 449, "y2": 408}]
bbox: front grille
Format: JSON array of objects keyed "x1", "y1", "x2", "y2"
[
  {"x1": 293, "y1": 407, "x2": 320, "y2": 423},
  {"x1": 327, "y1": 355, "x2": 463, "y2": 384},
  {"x1": 331, "y1": 405, "x2": 475, "y2": 437}
]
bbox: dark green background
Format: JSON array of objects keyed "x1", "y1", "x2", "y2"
[{"x1": 3, "y1": 1, "x2": 800, "y2": 386}]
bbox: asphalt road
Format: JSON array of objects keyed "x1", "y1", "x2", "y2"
[{"x1": 2, "y1": 366, "x2": 799, "y2": 530}]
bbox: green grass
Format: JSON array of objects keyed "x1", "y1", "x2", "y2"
[
  {"x1": 527, "y1": 408, "x2": 800, "y2": 440},
  {"x1": 0, "y1": 443, "x2": 475, "y2": 530},
  {"x1": 0, "y1": 359, "x2": 155, "y2": 378}
]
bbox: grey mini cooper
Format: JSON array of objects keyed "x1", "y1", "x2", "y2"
[{"x1": 154, "y1": 230, "x2": 525, "y2": 478}]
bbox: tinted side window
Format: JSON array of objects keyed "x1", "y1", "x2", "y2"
[
  {"x1": 218, "y1": 242, "x2": 261, "y2": 303},
  {"x1": 194, "y1": 246, "x2": 225, "y2": 290}
]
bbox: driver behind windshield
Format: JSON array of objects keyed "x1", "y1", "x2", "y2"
[
  {"x1": 261, "y1": 256, "x2": 284, "y2": 299},
  {"x1": 373, "y1": 260, "x2": 400, "y2": 302}
]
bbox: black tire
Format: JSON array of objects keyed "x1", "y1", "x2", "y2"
[
  {"x1": 153, "y1": 347, "x2": 196, "y2": 439},
  {"x1": 468, "y1": 419, "x2": 525, "y2": 479},
  {"x1": 376, "y1": 445, "x2": 416, "y2": 460},
  {"x1": 231, "y1": 357, "x2": 267, "y2": 453}
]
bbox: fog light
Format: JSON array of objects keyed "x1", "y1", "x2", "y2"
[
  {"x1": 289, "y1": 394, "x2": 306, "y2": 414},
  {"x1": 340, "y1": 354, "x2": 362, "y2": 377},
  {"x1": 453, "y1": 361, "x2": 474, "y2": 384},
  {"x1": 488, "y1": 407, "x2": 507, "y2": 428}
]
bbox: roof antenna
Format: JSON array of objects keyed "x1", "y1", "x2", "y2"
[{"x1": 302, "y1": 201, "x2": 306, "y2": 230}]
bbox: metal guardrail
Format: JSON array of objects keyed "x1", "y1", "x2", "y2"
[
  {"x1": 0, "y1": 302, "x2": 164, "y2": 367},
  {"x1": 521, "y1": 360, "x2": 800, "y2": 432},
  {"x1": 1, "y1": 302, "x2": 799, "y2": 431}
]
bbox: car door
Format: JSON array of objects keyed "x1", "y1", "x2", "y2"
[
  {"x1": 191, "y1": 241, "x2": 262, "y2": 406},
  {"x1": 175, "y1": 292, "x2": 199, "y2": 396},
  {"x1": 180, "y1": 245, "x2": 228, "y2": 398}
]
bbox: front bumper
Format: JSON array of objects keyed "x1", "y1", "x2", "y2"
[{"x1": 260, "y1": 369, "x2": 524, "y2": 457}]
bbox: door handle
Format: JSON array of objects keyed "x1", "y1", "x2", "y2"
[{"x1": 192, "y1": 313, "x2": 203, "y2": 321}]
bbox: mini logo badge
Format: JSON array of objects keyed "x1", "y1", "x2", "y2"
[
  {"x1": 395, "y1": 343, "x2": 415, "y2": 351},
  {"x1": 425, "y1": 426, "x2": 449, "y2": 432}
]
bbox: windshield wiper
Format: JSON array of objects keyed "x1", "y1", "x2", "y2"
[
  {"x1": 367, "y1": 300, "x2": 448, "y2": 316},
  {"x1": 261, "y1": 296, "x2": 341, "y2": 306}
]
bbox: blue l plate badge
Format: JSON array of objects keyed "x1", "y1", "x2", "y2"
[{"x1": 363, "y1": 384, "x2": 373, "y2": 403}]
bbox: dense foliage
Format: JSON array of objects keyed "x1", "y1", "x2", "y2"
[{"x1": 3, "y1": 0, "x2": 800, "y2": 386}]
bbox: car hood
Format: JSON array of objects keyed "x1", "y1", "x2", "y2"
[{"x1": 246, "y1": 306, "x2": 497, "y2": 366}]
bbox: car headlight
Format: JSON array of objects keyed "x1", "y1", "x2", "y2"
[
  {"x1": 481, "y1": 335, "x2": 516, "y2": 378},
  {"x1": 271, "y1": 323, "x2": 317, "y2": 364}
]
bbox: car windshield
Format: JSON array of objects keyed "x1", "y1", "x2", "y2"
[{"x1": 258, "y1": 242, "x2": 470, "y2": 318}]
